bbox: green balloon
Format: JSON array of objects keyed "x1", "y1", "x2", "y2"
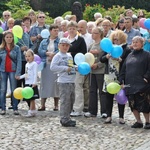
[
  {"x1": 22, "y1": 87, "x2": 34, "y2": 99},
  {"x1": 106, "y1": 82, "x2": 121, "y2": 94},
  {"x1": 14, "y1": 36, "x2": 18, "y2": 44},
  {"x1": 0, "y1": 27, "x2": 3, "y2": 33}
]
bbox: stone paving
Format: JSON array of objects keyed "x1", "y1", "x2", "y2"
[{"x1": 0, "y1": 98, "x2": 150, "y2": 150}]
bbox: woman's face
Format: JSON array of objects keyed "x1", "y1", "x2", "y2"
[
  {"x1": 132, "y1": 39, "x2": 143, "y2": 50},
  {"x1": 7, "y1": 21, "x2": 14, "y2": 29},
  {"x1": 5, "y1": 33, "x2": 13, "y2": 44},
  {"x1": 113, "y1": 35, "x2": 121, "y2": 45},
  {"x1": 91, "y1": 28, "x2": 100, "y2": 40},
  {"x1": 29, "y1": 14, "x2": 36, "y2": 22},
  {"x1": 68, "y1": 26, "x2": 77, "y2": 37},
  {"x1": 119, "y1": 22, "x2": 125, "y2": 30}
]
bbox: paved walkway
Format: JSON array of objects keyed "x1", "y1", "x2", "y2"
[{"x1": 0, "y1": 98, "x2": 150, "y2": 150}]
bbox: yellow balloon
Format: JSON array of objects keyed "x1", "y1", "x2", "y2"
[
  {"x1": 13, "y1": 87, "x2": 23, "y2": 100},
  {"x1": 12, "y1": 25, "x2": 23, "y2": 39},
  {"x1": 106, "y1": 82, "x2": 121, "y2": 94},
  {"x1": 85, "y1": 53, "x2": 95, "y2": 66}
]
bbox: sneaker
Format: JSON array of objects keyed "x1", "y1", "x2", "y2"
[
  {"x1": 70, "y1": 111, "x2": 83, "y2": 117},
  {"x1": 101, "y1": 113, "x2": 107, "y2": 118},
  {"x1": 84, "y1": 112, "x2": 96, "y2": 118},
  {"x1": 104, "y1": 117, "x2": 112, "y2": 124},
  {"x1": 24, "y1": 110, "x2": 36, "y2": 117},
  {"x1": 119, "y1": 118, "x2": 125, "y2": 124},
  {"x1": 1, "y1": 110, "x2": 6, "y2": 115},
  {"x1": 131, "y1": 122, "x2": 143, "y2": 128},
  {"x1": 61, "y1": 120, "x2": 76, "y2": 127},
  {"x1": 14, "y1": 110, "x2": 19, "y2": 115},
  {"x1": 144, "y1": 122, "x2": 150, "y2": 129}
]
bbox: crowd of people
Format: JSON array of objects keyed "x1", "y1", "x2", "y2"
[{"x1": 0, "y1": 8, "x2": 150, "y2": 128}]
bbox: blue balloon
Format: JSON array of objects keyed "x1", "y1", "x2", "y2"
[
  {"x1": 74, "y1": 53, "x2": 85, "y2": 65},
  {"x1": 41, "y1": 29, "x2": 50, "y2": 38},
  {"x1": 144, "y1": 19, "x2": 150, "y2": 29},
  {"x1": 111, "y1": 45, "x2": 123, "y2": 58},
  {"x1": 100, "y1": 38, "x2": 113, "y2": 53},
  {"x1": 78, "y1": 62, "x2": 91, "y2": 75}
]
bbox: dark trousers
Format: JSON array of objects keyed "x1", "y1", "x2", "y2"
[
  {"x1": 88, "y1": 74, "x2": 106, "y2": 115},
  {"x1": 104, "y1": 92, "x2": 125, "y2": 118}
]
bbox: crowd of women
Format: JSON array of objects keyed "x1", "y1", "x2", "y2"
[{"x1": 0, "y1": 8, "x2": 150, "y2": 128}]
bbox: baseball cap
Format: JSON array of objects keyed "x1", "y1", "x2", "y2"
[{"x1": 59, "y1": 38, "x2": 72, "y2": 46}]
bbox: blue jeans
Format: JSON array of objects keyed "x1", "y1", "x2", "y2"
[{"x1": 0, "y1": 72, "x2": 18, "y2": 111}]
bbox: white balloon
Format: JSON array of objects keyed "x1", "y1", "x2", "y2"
[{"x1": 85, "y1": 53, "x2": 95, "y2": 66}]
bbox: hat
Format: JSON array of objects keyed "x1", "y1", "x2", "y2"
[{"x1": 59, "y1": 38, "x2": 71, "y2": 46}]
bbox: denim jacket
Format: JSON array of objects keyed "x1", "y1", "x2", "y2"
[
  {"x1": 0, "y1": 45, "x2": 22, "y2": 76},
  {"x1": 38, "y1": 37, "x2": 59, "y2": 62}
]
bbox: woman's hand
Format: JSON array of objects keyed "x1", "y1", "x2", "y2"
[
  {"x1": 91, "y1": 63, "x2": 98, "y2": 70},
  {"x1": 106, "y1": 54, "x2": 111, "y2": 59},
  {"x1": 89, "y1": 49, "x2": 99, "y2": 54},
  {"x1": 32, "y1": 84, "x2": 37, "y2": 88}
]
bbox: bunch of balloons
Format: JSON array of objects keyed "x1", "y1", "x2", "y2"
[
  {"x1": 139, "y1": 18, "x2": 150, "y2": 29},
  {"x1": 100, "y1": 38, "x2": 123, "y2": 58},
  {"x1": 13, "y1": 87, "x2": 34, "y2": 100},
  {"x1": 74, "y1": 52, "x2": 95, "y2": 75}
]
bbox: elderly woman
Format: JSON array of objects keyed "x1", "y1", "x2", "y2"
[
  {"x1": 100, "y1": 30, "x2": 131, "y2": 124},
  {"x1": 84, "y1": 27, "x2": 106, "y2": 118},
  {"x1": 38, "y1": 24, "x2": 59, "y2": 111},
  {"x1": 119, "y1": 36, "x2": 150, "y2": 129}
]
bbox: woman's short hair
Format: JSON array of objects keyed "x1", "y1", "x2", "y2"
[
  {"x1": 67, "y1": 21, "x2": 78, "y2": 28},
  {"x1": 110, "y1": 30, "x2": 127, "y2": 44},
  {"x1": 132, "y1": 36, "x2": 144, "y2": 45}
]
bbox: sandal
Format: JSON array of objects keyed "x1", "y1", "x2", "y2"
[
  {"x1": 119, "y1": 118, "x2": 125, "y2": 124},
  {"x1": 38, "y1": 107, "x2": 45, "y2": 111},
  {"x1": 104, "y1": 117, "x2": 112, "y2": 124}
]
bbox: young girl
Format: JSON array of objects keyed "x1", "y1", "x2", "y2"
[{"x1": 18, "y1": 49, "x2": 39, "y2": 117}]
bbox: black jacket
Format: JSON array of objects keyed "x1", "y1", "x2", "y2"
[{"x1": 119, "y1": 49, "x2": 150, "y2": 95}]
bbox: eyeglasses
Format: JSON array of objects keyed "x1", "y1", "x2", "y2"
[
  {"x1": 4, "y1": 15, "x2": 10, "y2": 17},
  {"x1": 113, "y1": 39, "x2": 119, "y2": 41},
  {"x1": 38, "y1": 16, "x2": 45, "y2": 18},
  {"x1": 102, "y1": 25, "x2": 109, "y2": 27},
  {"x1": 92, "y1": 32, "x2": 99, "y2": 34}
]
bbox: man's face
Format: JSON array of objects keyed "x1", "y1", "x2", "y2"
[
  {"x1": 124, "y1": 19, "x2": 132, "y2": 29},
  {"x1": 3, "y1": 12, "x2": 11, "y2": 21},
  {"x1": 78, "y1": 22, "x2": 86, "y2": 35},
  {"x1": 50, "y1": 28, "x2": 59, "y2": 38},
  {"x1": 37, "y1": 14, "x2": 45, "y2": 24}
]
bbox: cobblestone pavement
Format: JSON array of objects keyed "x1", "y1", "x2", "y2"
[{"x1": 0, "y1": 98, "x2": 150, "y2": 150}]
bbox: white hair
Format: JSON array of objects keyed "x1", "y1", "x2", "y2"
[
  {"x1": 54, "y1": 16, "x2": 64, "y2": 24},
  {"x1": 87, "y1": 21, "x2": 96, "y2": 27},
  {"x1": 94, "y1": 12, "x2": 102, "y2": 18},
  {"x1": 61, "y1": 20, "x2": 69, "y2": 26},
  {"x1": 64, "y1": 15, "x2": 71, "y2": 21}
]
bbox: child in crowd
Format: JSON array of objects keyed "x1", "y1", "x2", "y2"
[
  {"x1": 17, "y1": 49, "x2": 39, "y2": 117},
  {"x1": 50, "y1": 38, "x2": 76, "y2": 127}
]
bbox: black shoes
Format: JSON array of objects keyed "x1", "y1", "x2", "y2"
[
  {"x1": 8, "y1": 106, "x2": 13, "y2": 109},
  {"x1": 131, "y1": 122, "x2": 143, "y2": 128},
  {"x1": 61, "y1": 120, "x2": 76, "y2": 127},
  {"x1": 144, "y1": 122, "x2": 150, "y2": 129}
]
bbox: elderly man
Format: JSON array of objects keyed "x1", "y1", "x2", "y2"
[
  {"x1": 70, "y1": 20, "x2": 93, "y2": 116},
  {"x1": 2, "y1": 10, "x2": 11, "y2": 31},
  {"x1": 29, "y1": 11, "x2": 49, "y2": 54},
  {"x1": 94, "y1": 12, "x2": 102, "y2": 21}
]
